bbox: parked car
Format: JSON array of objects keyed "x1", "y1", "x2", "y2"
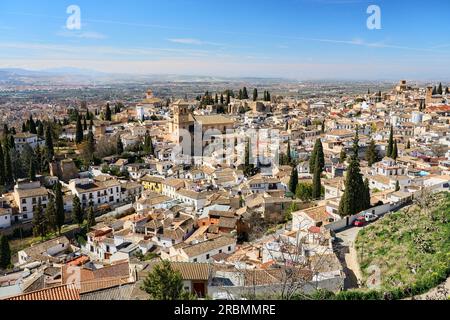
[
  {"x1": 364, "y1": 213, "x2": 379, "y2": 222},
  {"x1": 354, "y1": 216, "x2": 366, "y2": 227}
]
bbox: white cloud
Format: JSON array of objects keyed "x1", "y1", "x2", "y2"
[
  {"x1": 57, "y1": 29, "x2": 107, "y2": 40},
  {"x1": 168, "y1": 38, "x2": 204, "y2": 45}
]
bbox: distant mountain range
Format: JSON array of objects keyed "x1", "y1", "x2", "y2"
[{"x1": 0, "y1": 67, "x2": 297, "y2": 86}]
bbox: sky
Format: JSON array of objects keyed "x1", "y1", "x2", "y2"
[{"x1": 0, "y1": 0, "x2": 449, "y2": 80}]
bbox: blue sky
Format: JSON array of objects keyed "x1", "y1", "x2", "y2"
[{"x1": 0, "y1": 0, "x2": 449, "y2": 80}]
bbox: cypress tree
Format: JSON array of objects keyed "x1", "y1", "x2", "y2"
[
  {"x1": 4, "y1": 147, "x2": 13, "y2": 186},
  {"x1": 387, "y1": 125, "x2": 394, "y2": 158},
  {"x1": 29, "y1": 158, "x2": 36, "y2": 181},
  {"x1": 143, "y1": 133, "x2": 155, "y2": 156},
  {"x1": 362, "y1": 178, "x2": 371, "y2": 209},
  {"x1": 392, "y1": 140, "x2": 398, "y2": 160},
  {"x1": 45, "y1": 197, "x2": 57, "y2": 233},
  {"x1": 54, "y1": 182, "x2": 65, "y2": 234},
  {"x1": 220, "y1": 94, "x2": 224, "y2": 105},
  {"x1": 253, "y1": 88, "x2": 258, "y2": 101},
  {"x1": 33, "y1": 199, "x2": 47, "y2": 238},
  {"x1": 0, "y1": 144, "x2": 4, "y2": 187},
  {"x1": 243, "y1": 138, "x2": 254, "y2": 177},
  {"x1": 437, "y1": 82, "x2": 443, "y2": 95},
  {"x1": 117, "y1": 136, "x2": 124, "y2": 155},
  {"x1": 226, "y1": 92, "x2": 231, "y2": 105},
  {"x1": 89, "y1": 118, "x2": 94, "y2": 131},
  {"x1": 366, "y1": 139, "x2": 380, "y2": 166},
  {"x1": 83, "y1": 116, "x2": 88, "y2": 131},
  {"x1": 105, "y1": 103, "x2": 112, "y2": 121},
  {"x1": 37, "y1": 122, "x2": 44, "y2": 137},
  {"x1": 289, "y1": 167, "x2": 299, "y2": 194},
  {"x1": 72, "y1": 195, "x2": 84, "y2": 226},
  {"x1": 45, "y1": 125, "x2": 54, "y2": 161},
  {"x1": 338, "y1": 131, "x2": 368, "y2": 216},
  {"x1": 0, "y1": 235, "x2": 11, "y2": 269},
  {"x1": 406, "y1": 140, "x2": 411, "y2": 149},
  {"x1": 395, "y1": 180, "x2": 400, "y2": 192},
  {"x1": 29, "y1": 116, "x2": 37, "y2": 134},
  {"x1": 286, "y1": 139, "x2": 292, "y2": 165},
  {"x1": 309, "y1": 139, "x2": 324, "y2": 174},
  {"x1": 86, "y1": 201, "x2": 96, "y2": 230},
  {"x1": 75, "y1": 114, "x2": 84, "y2": 144},
  {"x1": 339, "y1": 149, "x2": 347, "y2": 164},
  {"x1": 242, "y1": 87, "x2": 249, "y2": 100},
  {"x1": 312, "y1": 160, "x2": 322, "y2": 199}
]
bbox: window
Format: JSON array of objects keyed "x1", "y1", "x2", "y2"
[
  {"x1": 206, "y1": 254, "x2": 210, "y2": 260},
  {"x1": 22, "y1": 199, "x2": 26, "y2": 204},
  {"x1": 219, "y1": 249, "x2": 222, "y2": 254},
  {"x1": 228, "y1": 246, "x2": 232, "y2": 252},
  {"x1": 193, "y1": 258, "x2": 197, "y2": 262},
  {"x1": 22, "y1": 207, "x2": 27, "y2": 212}
]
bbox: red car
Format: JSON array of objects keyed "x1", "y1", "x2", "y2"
[{"x1": 354, "y1": 216, "x2": 366, "y2": 227}]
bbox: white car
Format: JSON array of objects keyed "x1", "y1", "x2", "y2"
[{"x1": 364, "y1": 213, "x2": 379, "y2": 222}]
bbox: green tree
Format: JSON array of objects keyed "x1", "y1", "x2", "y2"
[
  {"x1": 366, "y1": 139, "x2": 380, "y2": 166},
  {"x1": 286, "y1": 139, "x2": 292, "y2": 165},
  {"x1": 45, "y1": 125, "x2": 54, "y2": 161},
  {"x1": 253, "y1": 88, "x2": 258, "y2": 101},
  {"x1": 243, "y1": 138, "x2": 254, "y2": 177},
  {"x1": 395, "y1": 180, "x2": 400, "y2": 192},
  {"x1": 116, "y1": 136, "x2": 124, "y2": 155},
  {"x1": 312, "y1": 160, "x2": 322, "y2": 200},
  {"x1": 105, "y1": 103, "x2": 112, "y2": 121},
  {"x1": 72, "y1": 195, "x2": 84, "y2": 226},
  {"x1": 387, "y1": 125, "x2": 394, "y2": 158},
  {"x1": 75, "y1": 114, "x2": 84, "y2": 144},
  {"x1": 309, "y1": 139, "x2": 324, "y2": 174},
  {"x1": 0, "y1": 235, "x2": 11, "y2": 270},
  {"x1": 289, "y1": 167, "x2": 299, "y2": 194},
  {"x1": 339, "y1": 149, "x2": 347, "y2": 164},
  {"x1": 242, "y1": 87, "x2": 249, "y2": 100},
  {"x1": 437, "y1": 82, "x2": 443, "y2": 95},
  {"x1": 392, "y1": 140, "x2": 398, "y2": 160},
  {"x1": 0, "y1": 144, "x2": 4, "y2": 187},
  {"x1": 295, "y1": 183, "x2": 313, "y2": 201},
  {"x1": 85, "y1": 131, "x2": 96, "y2": 163},
  {"x1": 54, "y1": 182, "x2": 65, "y2": 234},
  {"x1": 86, "y1": 201, "x2": 96, "y2": 230},
  {"x1": 29, "y1": 115, "x2": 37, "y2": 134},
  {"x1": 45, "y1": 197, "x2": 57, "y2": 233},
  {"x1": 37, "y1": 122, "x2": 44, "y2": 137},
  {"x1": 143, "y1": 133, "x2": 155, "y2": 156},
  {"x1": 83, "y1": 116, "x2": 88, "y2": 131},
  {"x1": 4, "y1": 147, "x2": 13, "y2": 186},
  {"x1": 142, "y1": 260, "x2": 194, "y2": 300},
  {"x1": 89, "y1": 118, "x2": 94, "y2": 131},
  {"x1": 33, "y1": 199, "x2": 47, "y2": 238},
  {"x1": 338, "y1": 131, "x2": 369, "y2": 216},
  {"x1": 28, "y1": 158, "x2": 36, "y2": 181},
  {"x1": 406, "y1": 140, "x2": 411, "y2": 149}
]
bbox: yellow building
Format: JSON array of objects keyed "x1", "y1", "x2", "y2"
[{"x1": 140, "y1": 175, "x2": 164, "y2": 194}]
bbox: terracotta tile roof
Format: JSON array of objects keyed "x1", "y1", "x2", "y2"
[
  {"x1": 141, "y1": 262, "x2": 211, "y2": 281},
  {"x1": 5, "y1": 284, "x2": 80, "y2": 300},
  {"x1": 80, "y1": 277, "x2": 131, "y2": 294},
  {"x1": 182, "y1": 236, "x2": 236, "y2": 258}
]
